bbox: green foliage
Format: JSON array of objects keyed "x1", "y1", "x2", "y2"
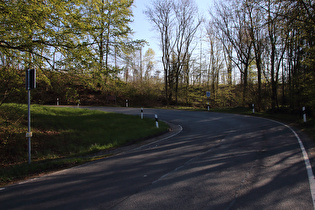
[
  {"x1": 1, "y1": 0, "x2": 314, "y2": 117},
  {"x1": 77, "y1": 0, "x2": 135, "y2": 78},
  {"x1": 0, "y1": 0, "x2": 85, "y2": 68},
  {"x1": 0, "y1": 0, "x2": 139, "y2": 77},
  {"x1": 0, "y1": 67, "x2": 26, "y2": 104},
  {"x1": 65, "y1": 88, "x2": 79, "y2": 104}
]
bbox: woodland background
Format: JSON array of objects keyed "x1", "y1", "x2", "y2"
[{"x1": 1, "y1": 0, "x2": 314, "y2": 115}]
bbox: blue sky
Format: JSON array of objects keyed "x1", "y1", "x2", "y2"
[{"x1": 130, "y1": 0, "x2": 214, "y2": 62}]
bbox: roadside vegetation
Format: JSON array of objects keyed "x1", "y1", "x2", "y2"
[
  {"x1": 1, "y1": 0, "x2": 314, "y2": 113},
  {"x1": 1, "y1": 0, "x2": 314, "y2": 187},
  {"x1": 0, "y1": 104, "x2": 168, "y2": 186}
]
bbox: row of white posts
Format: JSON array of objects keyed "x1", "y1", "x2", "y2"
[
  {"x1": 57, "y1": 98, "x2": 308, "y2": 124},
  {"x1": 57, "y1": 97, "x2": 309, "y2": 124},
  {"x1": 57, "y1": 99, "x2": 159, "y2": 127},
  {"x1": 140, "y1": 107, "x2": 159, "y2": 128},
  {"x1": 58, "y1": 100, "x2": 159, "y2": 128}
]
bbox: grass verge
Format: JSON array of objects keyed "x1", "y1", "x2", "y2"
[{"x1": 0, "y1": 104, "x2": 168, "y2": 186}]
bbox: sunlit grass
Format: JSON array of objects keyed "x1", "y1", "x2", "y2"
[{"x1": 0, "y1": 104, "x2": 168, "y2": 186}]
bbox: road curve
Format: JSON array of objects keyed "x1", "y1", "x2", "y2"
[{"x1": 0, "y1": 107, "x2": 314, "y2": 209}]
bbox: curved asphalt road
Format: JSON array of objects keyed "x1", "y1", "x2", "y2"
[{"x1": 0, "y1": 107, "x2": 314, "y2": 209}]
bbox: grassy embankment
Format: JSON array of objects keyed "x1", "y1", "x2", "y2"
[{"x1": 0, "y1": 104, "x2": 168, "y2": 186}]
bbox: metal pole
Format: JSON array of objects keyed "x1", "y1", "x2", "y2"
[{"x1": 28, "y1": 89, "x2": 31, "y2": 164}]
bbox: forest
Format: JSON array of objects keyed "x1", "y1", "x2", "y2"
[{"x1": 0, "y1": 0, "x2": 314, "y2": 115}]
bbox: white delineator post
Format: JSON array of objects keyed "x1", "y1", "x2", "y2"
[
  {"x1": 126, "y1": 99, "x2": 128, "y2": 107},
  {"x1": 141, "y1": 107, "x2": 144, "y2": 119},
  {"x1": 57, "y1": 98, "x2": 59, "y2": 106},
  {"x1": 155, "y1": 114, "x2": 159, "y2": 128},
  {"x1": 252, "y1": 104, "x2": 255, "y2": 114},
  {"x1": 303, "y1": 107, "x2": 307, "y2": 123}
]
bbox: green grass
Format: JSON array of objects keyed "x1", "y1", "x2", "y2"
[{"x1": 0, "y1": 104, "x2": 168, "y2": 186}]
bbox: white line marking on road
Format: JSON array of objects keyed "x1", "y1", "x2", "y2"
[
  {"x1": 267, "y1": 119, "x2": 315, "y2": 209},
  {"x1": 18, "y1": 177, "x2": 39, "y2": 185},
  {"x1": 133, "y1": 124, "x2": 183, "y2": 151},
  {"x1": 0, "y1": 188, "x2": 5, "y2": 191}
]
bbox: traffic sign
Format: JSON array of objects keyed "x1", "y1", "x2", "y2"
[
  {"x1": 25, "y1": 69, "x2": 36, "y2": 90},
  {"x1": 206, "y1": 91, "x2": 211, "y2": 98}
]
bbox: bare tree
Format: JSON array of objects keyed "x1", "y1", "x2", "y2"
[
  {"x1": 145, "y1": 0, "x2": 201, "y2": 104},
  {"x1": 261, "y1": 0, "x2": 289, "y2": 110},
  {"x1": 211, "y1": 0, "x2": 254, "y2": 105},
  {"x1": 245, "y1": 0, "x2": 265, "y2": 110},
  {"x1": 145, "y1": 0, "x2": 174, "y2": 104},
  {"x1": 206, "y1": 23, "x2": 225, "y2": 102},
  {"x1": 172, "y1": 0, "x2": 202, "y2": 104}
]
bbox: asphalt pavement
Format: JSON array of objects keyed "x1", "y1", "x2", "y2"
[{"x1": 1, "y1": 107, "x2": 314, "y2": 209}]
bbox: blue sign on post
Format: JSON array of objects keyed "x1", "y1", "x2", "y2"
[
  {"x1": 25, "y1": 69, "x2": 36, "y2": 90},
  {"x1": 206, "y1": 91, "x2": 211, "y2": 111}
]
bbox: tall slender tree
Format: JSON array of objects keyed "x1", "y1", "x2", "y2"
[
  {"x1": 83, "y1": 0, "x2": 134, "y2": 83},
  {"x1": 145, "y1": 0, "x2": 201, "y2": 104},
  {"x1": 172, "y1": 0, "x2": 202, "y2": 104},
  {"x1": 211, "y1": 0, "x2": 253, "y2": 105},
  {"x1": 245, "y1": 0, "x2": 265, "y2": 110},
  {"x1": 145, "y1": 0, "x2": 174, "y2": 104}
]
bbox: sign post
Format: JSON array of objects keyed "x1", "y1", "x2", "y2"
[
  {"x1": 206, "y1": 91, "x2": 211, "y2": 111},
  {"x1": 26, "y1": 69, "x2": 36, "y2": 164}
]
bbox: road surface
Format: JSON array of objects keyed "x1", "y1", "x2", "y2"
[{"x1": 1, "y1": 107, "x2": 314, "y2": 209}]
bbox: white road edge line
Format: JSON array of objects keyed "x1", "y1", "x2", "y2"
[
  {"x1": 268, "y1": 118, "x2": 315, "y2": 209},
  {"x1": 133, "y1": 124, "x2": 183, "y2": 151}
]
